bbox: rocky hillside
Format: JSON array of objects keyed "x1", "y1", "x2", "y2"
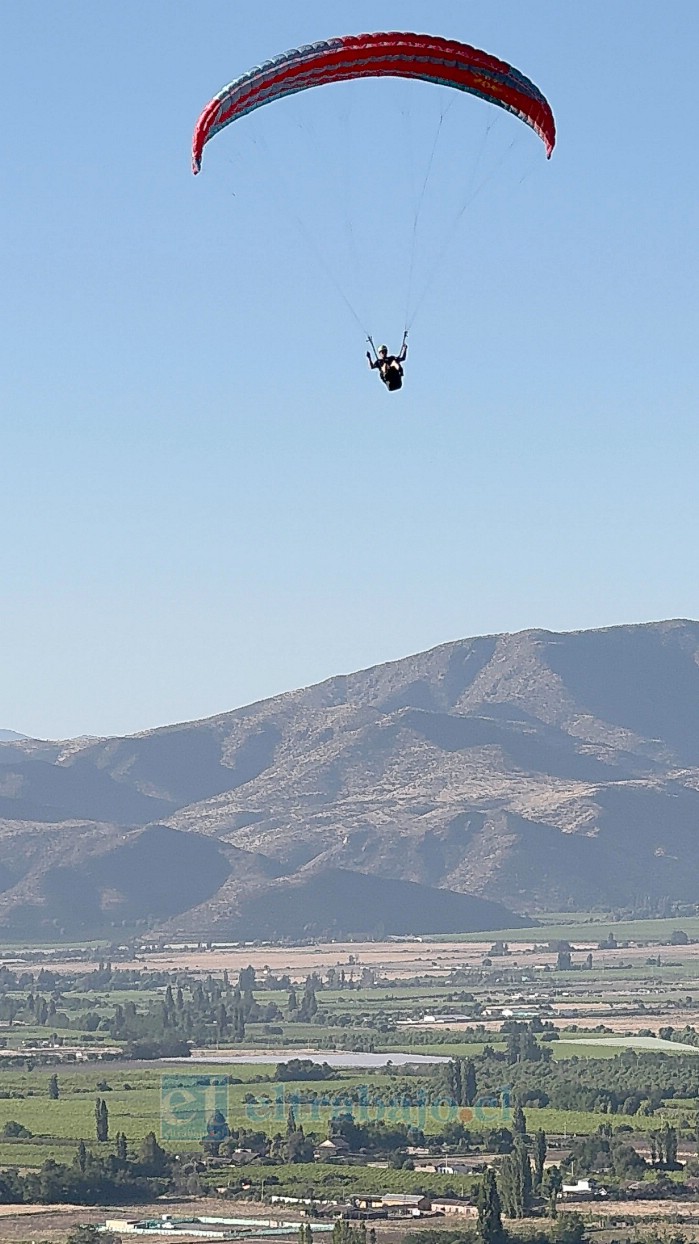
[{"x1": 2, "y1": 618, "x2": 699, "y2": 937}]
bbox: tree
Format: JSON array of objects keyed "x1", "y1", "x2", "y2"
[
  {"x1": 449, "y1": 1059, "x2": 462, "y2": 1106},
  {"x1": 498, "y1": 1136, "x2": 533, "y2": 1219},
  {"x1": 2, "y1": 1121, "x2": 32, "y2": 1138},
  {"x1": 239, "y1": 965, "x2": 256, "y2": 991},
  {"x1": 328, "y1": 1112, "x2": 363, "y2": 1150},
  {"x1": 464, "y1": 1059, "x2": 477, "y2": 1106},
  {"x1": 650, "y1": 1124, "x2": 679, "y2": 1169},
  {"x1": 446, "y1": 1057, "x2": 478, "y2": 1107},
  {"x1": 534, "y1": 1129, "x2": 547, "y2": 1191},
  {"x1": 76, "y1": 1139, "x2": 87, "y2": 1175},
  {"x1": 203, "y1": 1109, "x2": 230, "y2": 1157},
  {"x1": 48, "y1": 1073, "x2": 59, "y2": 1100},
  {"x1": 609, "y1": 1136, "x2": 646, "y2": 1180},
  {"x1": 498, "y1": 1157, "x2": 516, "y2": 1219},
  {"x1": 276, "y1": 1059, "x2": 334, "y2": 1083},
  {"x1": 512, "y1": 1103, "x2": 527, "y2": 1136},
  {"x1": 477, "y1": 1168, "x2": 503, "y2": 1244},
  {"x1": 68, "y1": 1230, "x2": 121, "y2": 1244},
  {"x1": 95, "y1": 1097, "x2": 109, "y2": 1143},
  {"x1": 551, "y1": 1212, "x2": 587, "y2": 1244},
  {"x1": 490, "y1": 1127, "x2": 514, "y2": 1154},
  {"x1": 285, "y1": 1121, "x2": 313, "y2": 1164},
  {"x1": 187, "y1": 1170, "x2": 203, "y2": 1196},
  {"x1": 505, "y1": 1025, "x2": 549, "y2": 1065},
  {"x1": 665, "y1": 1124, "x2": 679, "y2": 1168},
  {"x1": 290, "y1": 1130, "x2": 313, "y2": 1164},
  {"x1": 0, "y1": 1168, "x2": 21, "y2": 1205},
  {"x1": 139, "y1": 1131, "x2": 170, "y2": 1176},
  {"x1": 332, "y1": 1224, "x2": 369, "y2": 1244},
  {"x1": 517, "y1": 1137, "x2": 533, "y2": 1212},
  {"x1": 298, "y1": 980, "x2": 318, "y2": 1022},
  {"x1": 217, "y1": 1003, "x2": 229, "y2": 1040},
  {"x1": 233, "y1": 1003, "x2": 246, "y2": 1042},
  {"x1": 543, "y1": 1166, "x2": 563, "y2": 1219}
]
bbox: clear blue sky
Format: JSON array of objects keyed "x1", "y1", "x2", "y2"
[{"x1": 2, "y1": 2, "x2": 697, "y2": 740}]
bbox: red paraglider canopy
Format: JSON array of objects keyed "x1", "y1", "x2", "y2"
[{"x1": 192, "y1": 32, "x2": 556, "y2": 173}]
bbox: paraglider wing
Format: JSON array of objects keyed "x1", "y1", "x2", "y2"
[{"x1": 192, "y1": 32, "x2": 556, "y2": 173}]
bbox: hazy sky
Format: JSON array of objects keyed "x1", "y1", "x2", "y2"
[{"x1": 2, "y1": 2, "x2": 697, "y2": 740}]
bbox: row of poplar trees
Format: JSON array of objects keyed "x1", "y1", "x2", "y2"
[{"x1": 476, "y1": 1117, "x2": 565, "y2": 1244}]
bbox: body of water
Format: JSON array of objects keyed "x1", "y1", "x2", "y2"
[{"x1": 180, "y1": 1049, "x2": 450, "y2": 1068}]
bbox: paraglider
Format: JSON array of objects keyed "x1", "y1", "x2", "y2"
[
  {"x1": 367, "y1": 334, "x2": 408, "y2": 392},
  {"x1": 192, "y1": 34, "x2": 555, "y2": 388}
]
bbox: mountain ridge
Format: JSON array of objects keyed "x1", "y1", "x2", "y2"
[{"x1": 2, "y1": 618, "x2": 698, "y2": 936}]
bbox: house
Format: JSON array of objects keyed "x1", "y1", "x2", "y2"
[
  {"x1": 561, "y1": 1179, "x2": 606, "y2": 1199},
  {"x1": 228, "y1": 1148, "x2": 257, "y2": 1165},
  {"x1": 381, "y1": 1194, "x2": 431, "y2": 1216},
  {"x1": 334, "y1": 1206, "x2": 386, "y2": 1221},
  {"x1": 432, "y1": 1199, "x2": 477, "y2": 1217},
  {"x1": 314, "y1": 1137, "x2": 350, "y2": 1161}
]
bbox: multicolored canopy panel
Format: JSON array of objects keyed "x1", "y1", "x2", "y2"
[{"x1": 192, "y1": 32, "x2": 556, "y2": 173}]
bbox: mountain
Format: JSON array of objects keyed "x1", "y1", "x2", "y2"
[
  {"x1": 0, "y1": 730, "x2": 29, "y2": 742},
  {"x1": 2, "y1": 618, "x2": 699, "y2": 937}
]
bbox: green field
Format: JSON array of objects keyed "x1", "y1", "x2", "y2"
[
  {"x1": 441, "y1": 915, "x2": 699, "y2": 944},
  {"x1": 210, "y1": 1161, "x2": 478, "y2": 1198},
  {"x1": 0, "y1": 925, "x2": 699, "y2": 1196},
  {"x1": 0, "y1": 1050, "x2": 692, "y2": 1174}
]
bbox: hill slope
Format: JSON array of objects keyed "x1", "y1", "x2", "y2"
[{"x1": 2, "y1": 618, "x2": 699, "y2": 935}]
